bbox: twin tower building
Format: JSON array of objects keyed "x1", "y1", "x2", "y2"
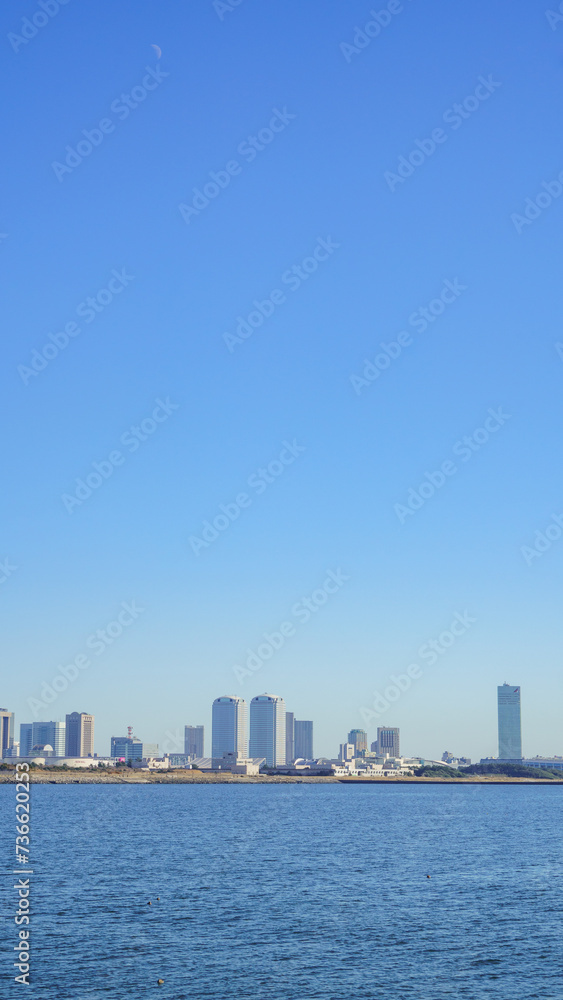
[{"x1": 208, "y1": 694, "x2": 313, "y2": 768}]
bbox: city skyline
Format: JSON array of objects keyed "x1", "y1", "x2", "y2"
[{"x1": 3, "y1": 682, "x2": 556, "y2": 765}]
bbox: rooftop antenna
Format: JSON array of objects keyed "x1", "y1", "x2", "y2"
[{"x1": 127, "y1": 726, "x2": 133, "y2": 740}]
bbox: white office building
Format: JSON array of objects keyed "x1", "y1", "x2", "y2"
[
  {"x1": 212, "y1": 696, "x2": 248, "y2": 760},
  {"x1": 249, "y1": 694, "x2": 286, "y2": 767},
  {"x1": 498, "y1": 684, "x2": 522, "y2": 760}
]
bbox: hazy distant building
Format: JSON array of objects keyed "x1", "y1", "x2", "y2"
[
  {"x1": 348, "y1": 729, "x2": 367, "y2": 756},
  {"x1": 249, "y1": 695, "x2": 286, "y2": 767},
  {"x1": 28, "y1": 721, "x2": 65, "y2": 757},
  {"x1": 498, "y1": 684, "x2": 522, "y2": 760},
  {"x1": 184, "y1": 725, "x2": 204, "y2": 758},
  {"x1": 0, "y1": 709, "x2": 14, "y2": 757},
  {"x1": 110, "y1": 736, "x2": 142, "y2": 762},
  {"x1": 339, "y1": 742, "x2": 355, "y2": 762},
  {"x1": 65, "y1": 712, "x2": 94, "y2": 757},
  {"x1": 20, "y1": 723, "x2": 33, "y2": 757},
  {"x1": 212, "y1": 697, "x2": 248, "y2": 759},
  {"x1": 377, "y1": 727, "x2": 400, "y2": 758},
  {"x1": 370, "y1": 740, "x2": 378, "y2": 753},
  {"x1": 294, "y1": 720, "x2": 313, "y2": 760},
  {"x1": 285, "y1": 712, "x2": 295, "y2": 763}
]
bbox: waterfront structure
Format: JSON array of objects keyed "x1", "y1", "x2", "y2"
[
  {"x1": 285, "y1": 712, "x2": 295, "y2": 763},
  {"x1": 377, "y1": 727, "x2": 400, "y2": 758},
  {"x1": 212, "y1": 696, "x2": 248, "y2": 759},
  {"x1": 184, "y1": 725, "x2": 204, "y2": 758},
  {"x1": 249, "y1": 694, "x2": 286, "y2": 767},
  {"x1": 0, "y1": 709, "x2": 14, "y2": 757},
  {"x1": 522, "y1": 757, "x2": 563, "y2": 771},
  {"x1": 294, "y1": 720, "x2": 314, "y2": 760},
  {"x1": 498, "y1": 684, "x2": 522, "y2": 760},
  {"x1": 347, "y1": 728, "x2": 367, "y2": 756},
  {"x1": 110, "y1": 736, "x2": 142, "y2": 761},
  {"x1": 65, "y1": 712, "x2": 94, "y2": 757}
]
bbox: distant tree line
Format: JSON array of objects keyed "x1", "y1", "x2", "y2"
[{"x1": 414, "y1": 763, "x2": 562, "y2": 779}]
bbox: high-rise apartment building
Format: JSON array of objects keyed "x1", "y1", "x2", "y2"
[
  {"x1": 377, "y1": 727, "x2": 400, "y2": 758},
  {"x1": 348, "y1": 729, "x2": 367, "y2": 756},
  {"x1": 65, "y1": 712, "x2": 94, "y2": 757},
  {"x1": 294, "y1": 720, "x2": 313, "y2": 760},
  {"x1": 0, "y1": 709, "x2": 14, "y2": 757},
  {"x1": 285, "y1": 712, "x2": 295, "y2": 764},
  {"x1": 249, "y1": 694, "x2": 286, "y2": 767},
  {"x1": 498, "y1": 684, "x2": 522, "y2": 760},
  {"x1": 184, "y1": 725, "x2": 204, "y2": 758},
  {"x1": 212, "y1": 697, "x2": 248, "y2": 760}
]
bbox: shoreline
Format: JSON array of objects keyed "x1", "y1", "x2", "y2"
[{"x1": 1, "y1": 770, "x2": 562, "y2": 785}]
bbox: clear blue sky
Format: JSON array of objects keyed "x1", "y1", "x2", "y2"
[{"x1": 2, "y1": 0, "x2": 562, "y2": 761}]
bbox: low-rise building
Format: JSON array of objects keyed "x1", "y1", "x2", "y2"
[
  {"x1": 132, "y1": 757, "x2": 170, "y2": 771},
  {"x1": 213, "y1": 751, "x2": 263, "y2": 775}
]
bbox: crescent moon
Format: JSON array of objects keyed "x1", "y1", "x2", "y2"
[{"x1": 151, "y1": 44, "x2": 162, "y2": 59}]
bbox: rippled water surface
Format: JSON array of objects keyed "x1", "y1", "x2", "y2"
[{"x1": 1, "y1": 782, "x2": 562, "y2": 999}]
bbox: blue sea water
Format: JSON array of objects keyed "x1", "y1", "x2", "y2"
[{"x1": 1, "y1": 782, "x2": 562, "y2": 999}]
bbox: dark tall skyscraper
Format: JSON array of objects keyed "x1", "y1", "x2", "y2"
[
  {"x1": 65, "y1": 712, "x2": 94, "y2": 757},
  {"x1": 184, "y1": 725, "x2": 204, "y2": 758},
  {"x1": 0, "y1": 709, "x2": 14, "y2": 757},
  {"x1": 285, "y1": 712, "x2": 295, "y2": 763},
  {"x1": 498, "y1": 684, "x2": 522, "y2": 759},
  {"x1": 294, "y1": 720, "x2": 313, "y2": 760}
]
